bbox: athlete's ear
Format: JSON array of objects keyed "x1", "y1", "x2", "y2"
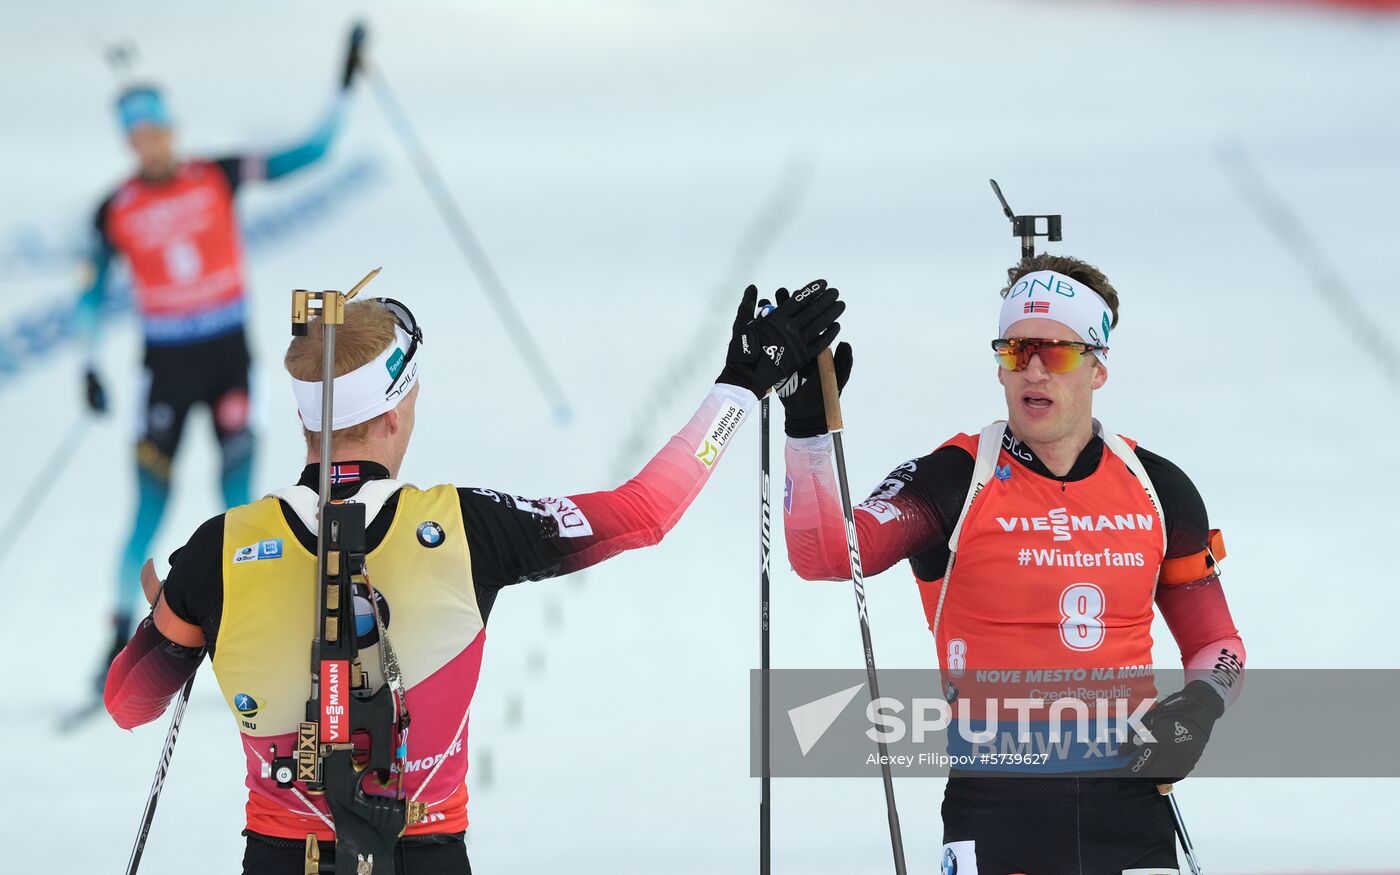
[
  {"x1": 1091, "y1": 360, "x2": 1108, "y2": 390},
  {"x1": 382, "y1": 407, "x2": 401, "y2": 436}
]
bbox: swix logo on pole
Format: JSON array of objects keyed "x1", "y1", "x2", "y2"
[
  {"x1": 321, "y1": 659, "x2": 350, "y2": 743},
  {"x1": 996, "y1": 507, "x2": 1155, "y2": 542},
  {"x1": 844, "y1": 517, "x2": 868, "y2": 623}
]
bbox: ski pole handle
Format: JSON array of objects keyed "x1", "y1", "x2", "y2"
[
  {"x1": 817, "y1": 347, "x2": 843, "y2": 432},
  {"x1": 1157, "y1": 783, "x2": 1173, "y2": 795}
]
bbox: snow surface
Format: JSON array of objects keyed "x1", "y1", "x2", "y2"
[{"x1": 2, "y1": 0, "x2": 1398, "y2": 871}]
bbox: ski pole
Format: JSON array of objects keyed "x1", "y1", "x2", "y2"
[
  {"x1": 363, "y1": 63, "x2": 574, "y2": 423},
  {"x1": 0, "y1": 415, "x2": 89, "y2": 576},
  {"x1": 816, "y1": 347, "x2": 908, "y2": 875},
  {"x1": 125, "y1": 673, "x2": 196, "y2": 875},
  {"x1": 759, "y1": 381, "x2": 773, "y2": 875},
  {"x1": 1158, "y1": 784, "x2": 1203, "y2": 875}
]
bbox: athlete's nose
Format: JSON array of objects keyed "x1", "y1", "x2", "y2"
[{"x1": 1022, "y1": 352, "x2": 1051, "y2": 382}]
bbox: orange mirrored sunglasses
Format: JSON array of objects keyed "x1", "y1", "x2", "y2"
[{"x1": 991, "y1": 338, "x2": 1106, "y2": 373}]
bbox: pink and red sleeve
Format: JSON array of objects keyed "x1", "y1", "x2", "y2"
[
  {"x1": 549, "y1": 384, "x2": 758, "y2": 575},
  {"x1": 105, "y1": 616, "x2": 203, "y2": 730},
  {"x1": 1156, "y1": 575, "x2": 1246, "y2": 708},
  {"x1": 782, "y1": 435, "x2": 940, "y2": 581}
]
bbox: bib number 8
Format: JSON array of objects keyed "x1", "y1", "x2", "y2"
[
  {"x1": 1058, "y1": 583, "x2": 1105, "y2": 651},
  {"x1": 163, "y1": 239, "x2": 202, "y2": 283},
  {"x1": 946, "y1": 638, "x2": 967, "y2": 678}
]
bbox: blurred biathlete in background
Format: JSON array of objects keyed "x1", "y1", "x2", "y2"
[
  {"x1": 103, "y1": 284, "x2": 843, "y2": 873},
  {"x1": 778, "y1": 257, "x2": 1246, "y2": 874},
  {"x1": 78, "y1": 26, "x2": 366, "y2": 688}
]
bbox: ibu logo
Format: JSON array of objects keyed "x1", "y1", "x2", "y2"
[
  {"x1": 386, "y1": 348, "x2": 406, "y2": 379},
  {"x1": 994, "y1": 464, "x2": 1012, "y2": 481},
  {"x1": 234, "y1": 693, "x2": 260, "y2": 718}
]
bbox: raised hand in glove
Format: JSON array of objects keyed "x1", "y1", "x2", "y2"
[
  {"x1": 341, "y1": 21, "x2": 368, "y2": 90},
  {"x1": 1118, "y1": 680, "x2": 1224, "y2": 783},
  {"x1": 773, "y1": 287, "x2": 853, "y2": 435},
  {"x1": 716, "y1": 279, "x2": 843, "y2": 399},
  {"x1": 85, "y1": 368, "x2": 108, "y2": 414}
]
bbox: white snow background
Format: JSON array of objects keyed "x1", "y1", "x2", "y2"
[{"x1": 1, "y1": 0, "x2": 1397, "y2": 871}]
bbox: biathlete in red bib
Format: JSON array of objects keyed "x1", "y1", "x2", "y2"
[
  {"x1": 778, "y1": 256, "x2": 1245, "y2": 875},
  {"x1": 77, "y1": 28, "x2": 366, "y2": 687}
]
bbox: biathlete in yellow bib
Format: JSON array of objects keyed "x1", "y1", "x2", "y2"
[{"x1": 104, "y1": 282, "x2": 845, "y2": 873}]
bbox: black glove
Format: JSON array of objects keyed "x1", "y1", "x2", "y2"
[
  {"x1": 1118, "y1": 680, "x2": 1224, "y2": 783},
  {"x1": 341, "y1": 21, "x2": 367, "y2": 90},
  {"x1": 775, "y1": 295, "x2": 852, "y2": 436},
  {"x1": 716, "y1": 279, "x2": 843, "y2": 399},
  {"x1": 85, "y1": 368, "x2": 108, "y2": 414}
]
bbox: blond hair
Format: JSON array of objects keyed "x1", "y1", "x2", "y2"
[{"x1": 284, "y1": 300, "x2": 399, "y2": 448}]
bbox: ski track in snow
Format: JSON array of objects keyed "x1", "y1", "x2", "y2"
[{"x1": 1, "y1": 1, "x2": 1397, "y2": 871}]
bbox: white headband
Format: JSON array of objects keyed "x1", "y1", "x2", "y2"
[
  {"x1": 291, "y1": 324, "x2": 420, "y2": 432},
  {"x1": 999, "y1": 269, "x2": 1112, "y2": 362}
]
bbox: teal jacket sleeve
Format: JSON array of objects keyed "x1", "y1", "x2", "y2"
[
  {"x1": 245, "y1": 94, "x2": 348, "y2": 183},
  {"x1": 76, "y1": 200, "x2": 117, "y2": 366}
]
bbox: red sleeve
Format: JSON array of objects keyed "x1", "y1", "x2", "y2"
[
  {"x1": 104, "y1": 617, "x2": 203, "y2": 730},
  {"x1": 1156, "y1": 575, "x2": 1246, "y2": 706},
  {"x1": 782, "y1": 436, "x2": 951, "y2": 580},
  {"x1": 459, "y1": 384, "x2": 759, "y2": 587}
]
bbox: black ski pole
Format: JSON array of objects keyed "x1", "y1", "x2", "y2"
[
  {"x1": 1159, "y1": 784, "x2": 1203, "y2": 875},
  {"x1": 125, "y1": 673, "x2": 195, "y2": 875},
  {"x1": 0, "y1": 416, "x2": 89, "y2": 576},
  {"x1": 363, "y1": 62, "x2": 574, "y2": 423},
  {"x1": 759, "y1": 386, "x2": 772, "y2": 875},
  {"x1": 815, "y1": 348, "x2": 907, "y2": 875}
]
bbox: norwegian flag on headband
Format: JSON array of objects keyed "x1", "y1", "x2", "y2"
[
  {"x1": 330, "y1": 464, "x2": 361, "y2": 485},
  {"x1": 1023, "y1": 301, "x2": 1051, "y2": 314}
]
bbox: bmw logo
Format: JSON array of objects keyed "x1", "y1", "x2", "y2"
[
  {"x1": 234, "y1": 693, "x2": 260, "y2": 718},
  {"x1": 941, "y1": 847, "x2": 957, "y2": 875},
  {"x1": 416, "y1": 521, "x2": 445, "y2": 548},
  {"x1": 353, "y1": 584, "x2": 391, "y2": 647}
]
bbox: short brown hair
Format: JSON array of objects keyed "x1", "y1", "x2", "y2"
[
  {"x1": 1001, "y1": 254, "x2": 1120, "y2": 329},
  {"x1": 285, "y1": 300, "x2": 399, "y2": 447}
]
